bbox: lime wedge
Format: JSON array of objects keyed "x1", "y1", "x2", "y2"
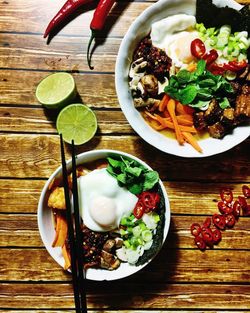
[
  {"x1": 56, "y1": 103, "x2": 97, "y2": 145},
  {"x1": 35, "y1": 72, "x2": 76, "y2": 109}
]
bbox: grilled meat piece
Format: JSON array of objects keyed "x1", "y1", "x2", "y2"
[
  {"x1": 204, "y1": 99, "x2": 223, "y2": 125},
  {"x1": 103, "y1": 239, "x2": 116, "y2": 253},
  {"x1": 220, "y1": 108, "x2": 235, "y2": 128},
  {"x1": 193, "y1": 112, "x2": 207, "y2": 130},
  {"x1": 140, "y1": 74, "x2": 159, "y2": 97},
  {"x1": 208, "y1": 122, "x2": 226, "y2": 139},
  {"x1": 101, "y1": 250, "x2": 120, "y2": 270},
  {"x1": 235, "y1": 84, "x2": 250, "y2": 120}
]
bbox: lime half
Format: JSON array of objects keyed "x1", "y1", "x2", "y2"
[
  {"x1": 56, "y1": 103, "x2": 97, "y2": 145},
  {"x1": 36, "y1": 72, "x2": 76, "y2": 109}
]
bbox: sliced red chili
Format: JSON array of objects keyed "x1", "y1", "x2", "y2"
[
  {"x1": 225, "y1": 213, "x2": 235, "y2": 228},
  {"x1": 190, "y1": 223, "x2": 202, "y2": 237},
  {"x1": 238, "y1": 196, "x2": 248, "y2": 210},
  {"x1": 203, "y1": 217, "x2": 211, "y2": 228},
  {"x1": 133, "y1": 200, "x2": 145, "y2": 219},
  {"x1": 220, "y1": 188, "x2": 233, "y2": 203},
  {"x1": 212, "y1": 213, "x2": 226, "y2": 230},
  {"x1": 201, "y1": 227, "x2": 214, "y2": 245},
  {"x1": 225, "y1": 60, "x2": 247, "y2": 71},
  {"x1": 217, "y1": 200, "x2": 233, "y2": 214},
  {"x1": 207, "y1": 63, "x2": 225, "y2": 75},
  {"x1": 202, "y1": 49, "x2": 218, "y2": 65},
  {"x1": 194, "y1": 235, "x2": 206, "y2": 251},
  {"x1": 140, "y1": 191, "x2": 160, "y2": 212},
  {"x1": 190, "y1": 38, "x2": 206, "y2": 59},
  {"x1": 242, "y1": 185, "x2": 250, "y2": 198},
  {"x1": 212, "y1": 228, "x2": 222, "y2": 244},
  {"x1": 232, "y1": 200, "x2": 241, "y2": 218}
]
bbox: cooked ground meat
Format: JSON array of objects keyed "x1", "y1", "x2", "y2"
[{"x1": 133, "y1": 37, "x2": 171, "y2": 81}]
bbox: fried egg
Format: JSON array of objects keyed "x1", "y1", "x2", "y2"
[
  {"x1": 151, "y1": 14, "x2": 198, "y2": 69},
  {"x1": 78, "y1": 168, "x2": 138, "y2": 232}
]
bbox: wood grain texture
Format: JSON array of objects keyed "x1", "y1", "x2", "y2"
[
  {"x1": 0, "y1": 283, "x2": 249, "y2": 309},
  {"x1": 1, "y1": 213, "x2": 249, "y2": 248},
  {"x1": 0, "y1": 134, "x2": 249, "y2": 181}
]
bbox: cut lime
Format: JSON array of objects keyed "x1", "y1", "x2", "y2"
[
  {"x1": 35, "y1": 72, "x2": 76, "y2": 109},
  {"x1": 56, "y1": 103, "x2": 97, "y2": 145}
]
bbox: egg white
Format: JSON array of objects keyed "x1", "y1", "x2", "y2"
[
  {"x1": 78, "y1": 168, "x2": 138, "y2": 232},
  {"x1": 151, "y1": 14, "x2": 198, "y2": 69}
]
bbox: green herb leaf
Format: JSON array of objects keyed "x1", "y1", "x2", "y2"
[
  {"x1": 199, "y1": 78, "x2": 217, "y2": 87},
  {"x1": 180, "y1": 85, "x2": 198, "y2": 104},
  {"x1": 219, "y1": 97, "x2": 231, "y2": 109},
  {"x1": 143, "y1": 171, "x2": 159, "y2": 191},
  {"x1": 195, "y1": 59, "x2": 206, "y2": 76},
  {"x1": 176, "y1": 69, "x2": 191, "y2": 84}
]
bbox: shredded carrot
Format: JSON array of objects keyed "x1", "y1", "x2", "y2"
[
  {"x1": 154, "y1": 114, "x2": 197, "y2": 133},
  {"x1": 159, "y1": 94, "x2": 170, "y2": 112},
  {"x1": 148, "y1": 119, "x2": 166, "y2": 130},
  {"x1": 144, "y1": 111, "x2": 158, "y2": 121},
  {"x1": 176, "y1": 115, "x2": 194, "y2": 126},
  {"x1": 62, "y1": 244, "x2": 71, "y2": 270},
  {"x1": 166, "y1": 99, "x2": 184, "y2": 144},
  {"x1": 52, "y1": 214, "x2": 68, "y2": 247},
  {"x1": 182, "y1": 131, "x2": 202, "y2": 153},
  {"x1": 176, "y1": 102, "x2": 195, "y2": 115}
]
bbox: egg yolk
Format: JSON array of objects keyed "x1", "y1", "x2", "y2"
[{"x1": 89, "y1": 195, "x2": 117, "y2": 227}]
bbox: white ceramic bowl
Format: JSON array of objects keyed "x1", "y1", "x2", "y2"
[
  {"x1": 37, "y1": 149, "x2": 170, "y2": 281},
  {"x1": 115, "y1": 0, "x2": 250, "y2": 158}
]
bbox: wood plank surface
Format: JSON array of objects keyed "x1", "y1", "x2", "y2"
[
  {"x1": 0, "y1": 0, "x2": 249, "y2": 311},
  {"x1": 1, "y1": 214, "x2": 249, "y2": 248},
  {"x1": 0, "y1": 283, "x2": 249, "y2": 309},
  {"x1": 0, "y1": 134, "x2": 249, "y2": 181}
]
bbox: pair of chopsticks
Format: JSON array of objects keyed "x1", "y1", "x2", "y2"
[{"x1": 60, "y1": 134, "x2": 87, "y2": 313}]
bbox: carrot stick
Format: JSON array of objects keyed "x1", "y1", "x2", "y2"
[
  {"x1": 182, "y1": 131, "x2": 202, "y2": 153},
  {"x1": 176, "y1": 102, "x2": 195, "y2": 115},
  {"x1": 176, "y1": 115, "x2": 194, "y2": 126},
  {"x1": 167, "y1": 99, "x2": 184, "y2": 144},
  {"x1": 155, "y1": 114, "x2": 197, "y2": 133},
  {"x1": 144, "y1": 111, "x2": 158, "y2": 121},
  {"x1": 148, "y1": 119, "x2": 166, "y2": 130},
  {"x1": 159, "y1": 94, "x2": 169, "y2": 112},
  {"x1": 62, "y1": 244, "x2": 71, "y2": 270},
  {"x1": 52, "y1": 214, "x2": 68, "y2": 247}
]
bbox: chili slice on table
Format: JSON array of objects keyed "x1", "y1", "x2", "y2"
[
  {"x1": 242, "y1": 185, "x2": 250, "y2": 198},
  {"x1": 233, "y1": 200, "x2": 241, "y2": 218},
  {"x1": 190, "y1": 223, "x2": 202, "y2": 237},
  {"x1": 217, "y1": 200, "x2": 233, "y2": 214},
  {"x1": 212, "y1": 214, "x2": 226, "y2": 230},
  {"x1": 225, "y1": 213, "x2": 236, "y2": 228},
  {"x1": 201, "y1": 227, "x2": 214, "y2": 245},
  {"x1": 220, "y1": 188, "x2": 233, "y2": 203},
  {"x1": 203, "y1": 217, "x2": 211, "y2": 228},
  {"x1": 194, "y1": 236, "x2": 206, "y2": 251},
  {"x1": 212, "y1": 228, "x2": 222, "y2": 244}
]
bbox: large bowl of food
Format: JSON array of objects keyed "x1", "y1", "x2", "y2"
[
  {"x1": 38, "y1": 149, "x2": 170, "y2": 281},
  {"x1": 115, "y1": 0, "x2": 250, "y2": 157}
]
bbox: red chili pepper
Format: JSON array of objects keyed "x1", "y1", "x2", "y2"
[
  {"x1": 217, "y1": 200, "x2": 233, "y2": 214},
  {"x1": 212, "y1": 213, "x2": 226, "y2": 230},
  {"x1": 133, "y1": 200, "x2": 145, "y2": 219},
  {"x1": 238, "y1": 196, "x2": 248, "y2": 210},
  {"x1": 194, "y1": 235, "x2": 206, "y2": 251},
  {"x1": 201, "y1": 226, "x2": 214, "y2": 245},
  {"x1": 190, "y1": 223, "x2": 202, "y2": 237},
  {"x1": 139, "y1": 191, "x2": 160, "y2": 212},
  {"x1": 242, "y1": 205, "x2": 250, "y2": 217},
  {"x1": 207, "y1": 63, "x2": 225, "y2": 75},
  {"x1": 220, "y1": 188, "x2": 233, "y2": 203},
  {"x1": 190, "y1": 39, "x2": 206, "y2": 59},
  {"x1": 202, "y1": 49, "x2": 218, "y2": 65},
  {"x1": 43, "y1": 0, "x2": 93, "y2": 38},
  {"x1": 212, "y1": 228, "x2": 221, "y2": 244},
  {"x1": 224, "y1": 60, "x2": 247, "y2": 72},
  {"x1": 203, "y1": 217, "x2": 211, "y2": 228},
  {"x1": 225, "y1": 213, "x2": 236, "y2": 228},
  {"x1": 242, "y1": 185, "x2": 250, "y2": 198},
  {"x1": 232, "y1": 200, "x2": 241, "y2": 218},
  {"x1": 87, "y1": 0, "x2": 116, "y2": 69}
]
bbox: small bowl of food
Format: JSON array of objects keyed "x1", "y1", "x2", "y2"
[
  {"x1": 38, "y1": 149, "x2": 170, "y2": 281},
  {"x1": 115, "y1": 0, "x2": 250, "y2": 157}
]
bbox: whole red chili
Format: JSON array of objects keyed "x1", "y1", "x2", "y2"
[
  {"x1": 87, "y1": 0, "x2": 116, "y2": 69},
  {"x1": 43, "y1": 0, "x2": 93, "y2": 38}
]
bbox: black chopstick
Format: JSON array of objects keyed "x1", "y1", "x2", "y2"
[{"x1": 60, "y1": 134, "x2": 87, "y2": 313}]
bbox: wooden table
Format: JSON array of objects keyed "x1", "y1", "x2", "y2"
[{"x1": 0, "y1": 0, "x2": 249, "y2": 311}]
